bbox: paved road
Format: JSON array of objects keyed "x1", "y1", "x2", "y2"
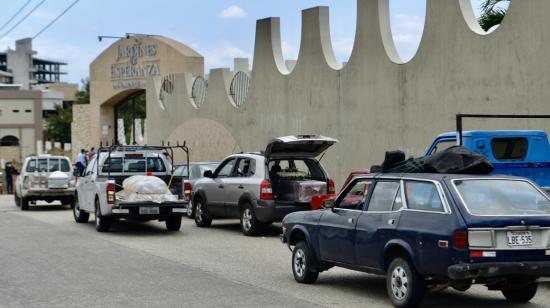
[{"x1": 1, "y1": 195, "x2": 549, "y2": 307}]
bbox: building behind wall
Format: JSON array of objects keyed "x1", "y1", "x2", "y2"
[{"x1": 0, "y1": 38, "x2": 77, "y2": 170}]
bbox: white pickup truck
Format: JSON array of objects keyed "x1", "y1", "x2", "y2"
[
  {"x1": 73, "y1": 145, "x2": 189, "y2": 232},
  {"x1": 15, "y1": 155, "x2": 76, "y2": 210}
]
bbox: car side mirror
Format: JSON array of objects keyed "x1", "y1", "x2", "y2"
[{"x1": 203, "y1": 170, "x2": 214, "y2": 178}]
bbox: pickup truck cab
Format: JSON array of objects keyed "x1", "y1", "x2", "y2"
[
  {"x1": 73, "y1": 146, "x2": 189, "y2": 232},
  {"x1": 282, "y1": 173, "x2": 550, "y2": 307},
  {"x1": 15, "y1": 155, "x2": 76, "y2": 210},
  {"x1": 427, "y1": 130, "x2": 550, "y2": 190}
]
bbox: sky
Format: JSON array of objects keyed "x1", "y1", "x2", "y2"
[{"x1": 0, "y1": 0, "x2": 502, "y2": 85}]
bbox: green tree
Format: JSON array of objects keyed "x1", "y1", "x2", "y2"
[
  {"x1": 75, "y1": 78, "x2": 90, "y2": 104},
  {"x1": 478, "y1": 0, "x2": 510, "y2": 31},
  {"x1": 44, "y1": 104, "x2": 72, "y2": 144},
  {"x1": 44, "y1": 78, "x2": 90, "y2": 144}
]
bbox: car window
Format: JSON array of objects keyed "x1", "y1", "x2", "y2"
[
  {"x1": 101, "y1": 157, "x2": 166, "y2": 173},
  {"x1": 430, "y1": 140, "x2": 456, "y2": 155},
  {"x1": 491, "y1": 138, "x2": 528, "y2": 160},
  {"x1": 26, "y1": 158, "x2": 48, "y2": 172},
  {"x1": 59, "y1": 159, "x2": 71, "y2": 172},
  {"x1": 175, "y1": 165, "x2": 189, "y2": 177},
  {"x1": 216, "y1": 159, "x2": 236, "y2": 178},
  {"x1": 454, "y1": 179, "x2": 550, "y2": 216},
  {"x1": 235, "y1": 158, "x2": 255, "y2": 177},
  {"x1": 367, "y1": 181, "x2": 400, "y2": 212},
  {"x1": 195, "y1": 164, "x2": 218, "y2": 179},
  {"x1": 405, "y1": 181, "x2": 445, "y2": 213},
  {"x1": 84, "y1": 157, "x2": 97, "y2": 176},
  {"x1": 392, "y1": 186, "x2": 404, "y2": 211},
  {"x1": 337, "y1": 180, "x2": 372, "y2": 210},
  {"x1": 268, "y1": 159, "x2": 324, "y2": 181}
]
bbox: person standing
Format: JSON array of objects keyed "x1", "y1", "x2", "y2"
[
  {"x1": 76, "y1": 149, "x2": 87, "y2": 176},
  {"x1": 4, "y1": 162, "x2": 16, "y2": 194},
  {"x1": 87, "y1": 147, "x2": 96, "y2": 162}
]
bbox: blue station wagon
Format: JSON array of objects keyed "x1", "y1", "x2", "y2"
[{"x1": 281, "y1": 173, "x2": 550, "y2": 307}]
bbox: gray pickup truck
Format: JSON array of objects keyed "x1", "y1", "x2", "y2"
[{"x1": 73, "y1": 145, "x2": 189, "y2": 232}]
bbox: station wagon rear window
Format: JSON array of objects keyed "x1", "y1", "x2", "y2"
[
  {"x1": 453, "y1": 179, "x2": 550, "y2": 216},
  {"x1": 26, "y1": 158, "x2": 70, "y2": 172},
  {"x1": 491, "y1": 137, "x2": 528, "y2": 160}
]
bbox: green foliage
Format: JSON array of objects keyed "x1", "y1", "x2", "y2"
[
  {"x1": 75, "y1": 78, "x2": 90, "y2": 104},
  {"x1": 478, "y1": 0, "x2": 510, "y2": 31},
  {"x1": 115, "y1": 91, "x2": 146, "y2": 144},
  {"x1": 44, "y1": 104, "x2": 72, "y2": 144}
]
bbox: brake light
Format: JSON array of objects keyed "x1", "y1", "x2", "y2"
[
  {"x1": 260, "y1": 180, "x2": 273, "y2": 200},
  {"x1": 328, "y1": 179, "x2": 335, "y2": 194},
  {"x1": 183, "y1": 181, "x2": 192, "y2": 198},
  {"x1": 106, "y1": 182, "x2": 116, "y2": 205},
  {"x1": 452, "y1": 230, "x2": 469, "y2": 249}
]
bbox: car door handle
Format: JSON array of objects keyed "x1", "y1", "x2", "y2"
[
  {"x1": 347, "y1": 217, "x2": 355, "y2": 224},
  {"x1": 238, "y1": 185, "x2": 244, "y2": 189},
  {"x1": 388, "y1": 219, "x2": 395, "y2": 225}
]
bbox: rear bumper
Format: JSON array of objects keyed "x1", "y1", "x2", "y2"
[
  {"x1": 448, "y1": 261, "x2": 550, "y2": 280},
  {"x1": 25, "y1": 188, "x2": 75, "y2": 197},
  {"x1": 254, "y1": 199, "x2": 310, "y2": 223},
  {"x1": 109, "y1": 202, "x2": 188, "y2": 220}
]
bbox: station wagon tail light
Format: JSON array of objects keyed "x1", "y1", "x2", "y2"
[
  {"x1": 106, "y1": 182, "x2": 116, "y2": 205},
  {"x1": 452, "y1": 230, "x2": 469, "y2": 249},
  {"x1": 328, "y1": 179, "x2": 335, "y2": 194},
  {"x1": 260, "y1": 180, "x2": 273, "y2": 200}
]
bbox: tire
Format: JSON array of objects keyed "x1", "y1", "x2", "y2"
[
  {"x1": 186, "y1": 202, "x2": 194, "y2": 219},
  {"x1": 292, "y1": 241, "x2": 319, "y2": 284},
  {"x1": 14, "y1": 194, "x2": 20, "y2": 207},
  {"x1": 502, "y1": 282, "x2": 538, "y2": 303},
  {"x1": 21, "y1": 197, "x2": 29, "y2": 211},
  {"x1": 240, "y1": 203, "x2": 261, "y2": 236},
  {"x1": 165, "y1": 216, "x2": 182, "y2": 231},
  {"x1": 73, "y1": 197, "x2": 89, "y2": 223},
  {"x1": 386, "y1": 257, "x2": 426, "y2": 308},
  {"x1": 95, "y1": 199, "x2": 112, "y2": 232},
  {"x1": 194, "y1": 198, "x2": 212, "y2": 227}
]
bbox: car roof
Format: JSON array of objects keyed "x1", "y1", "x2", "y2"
[
  {"x1": 353, "y1": 173, "x2": 531, "y2": 182},
  {"x1": 438, "y1": 130, "x2": 547, "y2": 139}
]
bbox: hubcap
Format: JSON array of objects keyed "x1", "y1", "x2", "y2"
[
  {"x1": 294, "y1": 249, "x2": 306, "y2": 277},
  {"x1": 391, "y1": 266, "x2": 409, "y2": 300},
  {"x1": 242, "y1": 209, "x2": 252, "y2": 231},
  {"x1": 74, "y1": 201, "x2": 80, "y2": 216},
  {"x1": 196, "y1": 203, "x2": 203, "y2": 223}
]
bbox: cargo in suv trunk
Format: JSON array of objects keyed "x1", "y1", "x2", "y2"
[{"x1": 265, "y1": 135, "x2": 337, "y2": 204}]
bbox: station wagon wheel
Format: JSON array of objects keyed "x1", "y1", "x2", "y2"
[
  {"x1": 73, "y1": 196, "x2": 89, "y2": 223},
  {"x1": 292, "y1": 241, "x2": 319, "y2": 284},
  {"x1": 501, "y1": 282, "x2": 538, "y2": 303},
  {"x1": 386, "y1": 257, "x2": 425, "y2": 308},
  {"x1": 193, "y1": 198, "x2": 212, "y2": 227}
]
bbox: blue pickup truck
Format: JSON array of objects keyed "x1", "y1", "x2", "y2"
[
  {"x1": 281, "y1": 173, "x2": 550, "y2": 307},
  {"x1": 426, "y1": 130, "x2": 550, "y2": 190}
]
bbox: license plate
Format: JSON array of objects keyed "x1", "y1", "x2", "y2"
[
  {"x1": 139, "y1": 207, "x2": 159, "y2": 215},
  {"x1": 507, "y1": 231, "x2": 533, "y2": 247}
]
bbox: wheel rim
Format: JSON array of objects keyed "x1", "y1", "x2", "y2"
[
  {"x1": 391, "y1": 266, "x2": 409, "y2": 301},
  {"x1": 293, "y1": 249, "x2": 306, "y2": 277},
  {"x1": 74, "y1": 200, "x2": 80, "y2": 217},
  {"x1": 95, "y1": 206, "x2": 100, "y2": 227},
  {"x1": 242, "y1": 208, "x2": 252, "y2": 231},
  {"x1": 195, "y1": 202, "x2": 203, "y2": 223}
]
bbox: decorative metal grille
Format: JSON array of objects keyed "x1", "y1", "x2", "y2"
[{"x1": 229, "y1": 71, "x2": 250, "y2": 107}]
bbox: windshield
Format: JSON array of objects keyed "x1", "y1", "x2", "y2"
[{"x1": 453, "y1": 179, "x2": 550, "y2": 216}]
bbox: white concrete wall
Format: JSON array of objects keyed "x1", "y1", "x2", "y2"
[{"x1": 143, "y1": 0, "x2": 550, "y2": 185}]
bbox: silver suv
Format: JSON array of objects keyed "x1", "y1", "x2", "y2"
[{"x1": 192, "y1": 135, "x2": 337, "y2": 236}]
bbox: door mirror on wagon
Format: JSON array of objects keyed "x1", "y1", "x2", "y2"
[
  {"x1": 323, "y1": 199, "x2": 335, "y2": 210},
  {"x1": 203, "y1": 170, "x2": 214, "y2": 178}
]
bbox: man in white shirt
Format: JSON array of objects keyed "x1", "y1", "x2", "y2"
[{"x1": 76, "y1": 149, "x2": 87, "y2": 176}]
